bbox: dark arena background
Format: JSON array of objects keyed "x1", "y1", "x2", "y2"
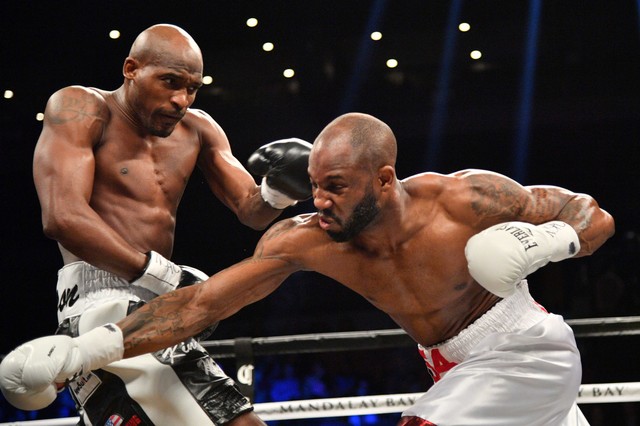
[{"x1": 1, "y1": 1, "x2": 639, "y2": 424}]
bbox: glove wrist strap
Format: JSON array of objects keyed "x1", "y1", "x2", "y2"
[
  {"x1": 260, "y1": 177, "x2": 298, "y2": 209},
  {"x1": 130, "y1": 251, "x2": 180, "y2": 295},
  {"x1": 75, "y1": 324, "x2": 125, "y2": 374},
  {"x1": 538, "y1": 221, "x2": 580, "y2": 262}
]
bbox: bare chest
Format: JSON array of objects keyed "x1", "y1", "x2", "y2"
[
  {"x1": 321, "y1": 237, "x2": 472, "y2": 313},
  {"x1": 92, "y1": 123, "x2": 200, "y2": 205}
]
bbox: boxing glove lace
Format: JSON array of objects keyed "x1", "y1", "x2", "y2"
[
  {"x1": 247, "y1": 138, "x2": 313, "y2": 209},
  {"x1": 465, "y1": 221, "x2": 580, "y2": 298},
  {"x1": 0, "y1": 324, "x2": 123, "y2": 410}
]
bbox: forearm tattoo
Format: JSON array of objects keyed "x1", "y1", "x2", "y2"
[{"x1": 121, "y1": 290, "x2": 205, "y2": 352}]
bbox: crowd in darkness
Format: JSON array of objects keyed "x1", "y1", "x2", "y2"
[{"x1": 2, "y1": 232, "x2": 639, "y2": 424}]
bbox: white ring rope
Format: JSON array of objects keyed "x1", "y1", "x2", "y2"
[
  {"x1": 2, "y1": 382, "x2": 639, "y2": 425},
  {"x1": 255, "y1": 382, "x2": 640, "y2": 420}
]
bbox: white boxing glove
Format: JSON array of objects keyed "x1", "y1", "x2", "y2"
[
  {"x1": 465, "y1": 221, "x2": 580, "y2": 298},
  {"x1": 0, "y1": 324, "x2": 124, "y2": 410},
  {"x1": 131, "y1": 251, "x2": 183, "y2": 295}
]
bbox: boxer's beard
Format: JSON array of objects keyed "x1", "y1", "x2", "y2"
[{"x1": 326, "y1": 189, "x2": 379, "y2": 242}]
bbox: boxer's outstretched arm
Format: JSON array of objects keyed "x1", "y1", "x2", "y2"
[
  {"x1": 119, "y1": 255, "x2": 296, "y2": 357},
  {"x1": 0, "y1": 220, "x2": 302, "y2": 410}
]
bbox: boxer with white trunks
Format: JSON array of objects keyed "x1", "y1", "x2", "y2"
[
  {"x1": 406, "y1": 281, "x2": 589, "y2": 425},
  {"x1": 54, "y1": 261, "x2": 244, "y2": 425},
  {"x1": 1, "y1": 113, "x2": 614, "y2": 425},
  {"x1": 0, "y1": 22, "x2": 312, "y2": 426}
]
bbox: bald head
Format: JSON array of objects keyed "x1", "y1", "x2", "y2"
[
  {"x1": 129, "y1": 24, "x2": 203, "y2": 72},
  {"x1": 314, "y1": 113, "x2": 397, "y2": 171}
]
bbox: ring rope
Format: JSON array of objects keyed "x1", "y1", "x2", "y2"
[
  {"x1": 255, "y1": 382, "x2": 640, "y2": 420},
  {"x1": 3, "y1": 317, "x2": 639, "y2": 425},
  {"x1": 201, "y1": 316, "x2": 640, "y2": 358},
  {"x1": 2, "y1": 382, "x2": 640, "y2": 425}
]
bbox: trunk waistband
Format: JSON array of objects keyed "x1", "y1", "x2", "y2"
[
  {"x1": 418, "y1": 281, "x2": 548, "y2": 380},
  {"x1": 56, "y1": 261, "x2": 157, "y2": 323}
]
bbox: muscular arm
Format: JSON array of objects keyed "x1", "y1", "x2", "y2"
[
  {"x1": 194, "y1": 109, "x2": 282, "y2": 230},
  {"x1": 456, "y1": 169, "x2": 615, "y2": 256},
  {"x1": 33, "y1": 87, "x2": 147, "y2": 278},
  {"x1": 117, "y1": 219, "x2": 303, "y2": 357}
]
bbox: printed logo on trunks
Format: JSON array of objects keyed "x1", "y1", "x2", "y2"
[
  {"x1": 155, "y1": 339, "x2": 204, "y2": 364},
  {"x1": 57, "y1": 284, "x2": 80, "y2": 312},
  {"x1": 125, "y1": 415, "x2": 142, "y2": 426},
  {"x1": 70, "y1": 371, "x2": 102, "y2": 406},
  {"x1": 419, "y1": 348, "x2": 458, "y2": 382},
  {"x1": 105, "y1": 414, "x2": 124, "y2": 426}
]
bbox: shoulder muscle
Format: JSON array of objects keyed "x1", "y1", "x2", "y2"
[
  {"x1": 40, "y1": 86, "x2": 109, "y2": 148},
  {"x1": 254, "y1": 214, "x2": 322, "y2": 268}
]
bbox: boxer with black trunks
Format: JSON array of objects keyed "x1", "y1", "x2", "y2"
[
  {"x1": 6, "y1": 23, "x2": 311, "y2": 425},
  {"x1": 2, "y1": 113, "x2": 615, "y2": 425}
]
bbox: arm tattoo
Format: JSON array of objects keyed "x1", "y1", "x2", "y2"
[
  {"x1": 48, "y1": 92, "x2": 105, "y2": 125},
  {"x1": 467, "y1": 174, "x2": 530, "y2": 219},
  {"x1": 467, "y1": 174, "x2": 588, "y2": 225},
  {"x1": 121, "y1": 290, "x2": 206, "y2": 352},
  {"x1": 528, "y1": 187, "x2": 565, "y2": 220},
  {"x1": 254, "y1": 219, "x2": 297, "y2": 259}
]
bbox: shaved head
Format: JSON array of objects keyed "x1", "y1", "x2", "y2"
[
  {"x1": 121, "y1": 24, "x2": 204, "y2": 137},
  {"x1": 129, "y1": 24, "x2": 203, "y2": 72},
  {"x1": 313, "y1": 112, "x2": 397, "y2": 172}
]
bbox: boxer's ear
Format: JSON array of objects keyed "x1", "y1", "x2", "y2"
[
  {"x1": 123, "y1": 57, "x2": 140, "y2": 79},
  {"x1": 377, "y1": 166, "x2": 395, "y2": 190}
]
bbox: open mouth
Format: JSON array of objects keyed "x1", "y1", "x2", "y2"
[{"x1": 317, "y1": 213, "x2": 335, "y2": 230}]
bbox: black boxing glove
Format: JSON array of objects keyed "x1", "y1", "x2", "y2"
[{"x1": 247, "y1": 138, "x2": 312, "y2": 209}]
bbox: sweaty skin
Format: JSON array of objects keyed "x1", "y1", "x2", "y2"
[
  {"x1": 117, "y1": 112, "x2": 615, "y2": 356},
  {"x1": 33, "y1": 24, "x2": 281, "y2": 280}
]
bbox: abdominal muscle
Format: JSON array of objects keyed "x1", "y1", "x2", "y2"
[{"x1": 59, "y1": 187, "x2": 179, "y2": 266}]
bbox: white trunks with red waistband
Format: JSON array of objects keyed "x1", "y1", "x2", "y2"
[{"x1": 403, "y1": 281, "x2": 590, "y2": 425}]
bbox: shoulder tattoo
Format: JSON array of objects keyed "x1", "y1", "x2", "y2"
[
  {"x1": 254, "y1": 220, "x2": 298, "y2": 259},
  {"x1": 48, "y1": 91, "x2": 105, "y2": 125}
]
